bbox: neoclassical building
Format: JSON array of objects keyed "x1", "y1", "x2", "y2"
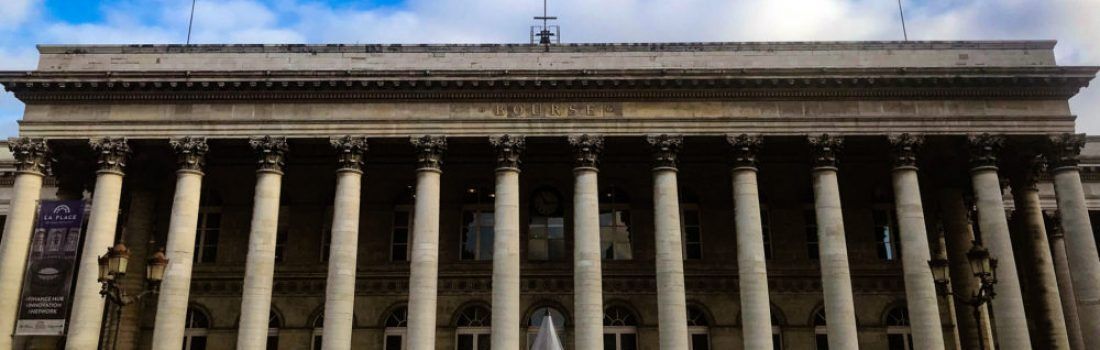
[{"x1": 0, "y1": 41, "x2": 1099, "y2": 350}]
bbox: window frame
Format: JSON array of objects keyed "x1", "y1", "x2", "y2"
[
  {"x1": 761, "y1": 205, "x2": 774, "y2": 260},
  {"x1": 813, "y1": 308, "x2": 828, "y2": 350},
  {"x1": 460, "y1": 204, "x2": 495, "y2": 261},
  {"x1": 804, "y1": 206, "x2": 820, "y2": 261},
  {"x1": 681, "y1": 204, "x2": 703, "y2": 260},
  {"x1": 384, "y1": 306, "x2": 409, "y2": 350},
  {"x1": 320, "y1": 205, "x2": 333, "y2": 263},
  {"x1": 193, "y1": 206, "x2": 222, "y2": 264},
  {"x1": 274, "y1": 206, "x2": 290, "y2": 263},
  {"x1": 599, "y1": 191, "x2": 633, "y2": 261},
  {"x1": 391, "y1": 205, "x2": 414, "y2": 262},
  {"x1": 183, "y1": 307, "x2": 210, "y2": 350},
  {"x1": 872, "y1": 204, "x2": 901, "y2": 262},
  {"x1": 310, "y1": 312, "x2": 324, "y2": 350},
  {"x1": 885, "y1": 306, "x2": 914, "y2": 350}
]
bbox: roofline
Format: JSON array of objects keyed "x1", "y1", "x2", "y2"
[{"x1": 36, "y1": 40, "x2": 1060, "y2": 55}]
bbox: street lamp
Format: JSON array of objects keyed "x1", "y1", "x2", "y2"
[
  {"x1": 928, "y1": 240, "x2": 998, "y2": 350},
  {"x1": 97, "y1": 244, "x2": 168, "y2": 349}
]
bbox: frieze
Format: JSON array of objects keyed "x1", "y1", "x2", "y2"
[{"x1": 462, "y1": 103, "x2": 622, "y2": 118}]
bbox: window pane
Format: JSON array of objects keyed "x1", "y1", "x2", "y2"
[
  {"x1": 206, "y1": 213, "x2": 221, "y2": 227},
  {"x1": 457, "y1": 335, "x2": 474, "y2": 350},
  {"x1": 603, "y1": 335, "x2": 616, "y2": 350},
  {"x1": 393, "y1": 229, "x2": 408, "y2": 244},
  {"x1": 394, "y1": 211, "x2": 409, "y2": 226},
  {"x1": 691, "y1": 334, "x2": 710, "y2": 350},
  {"x1": 461, "y1": 226, "x2": 477, "y2": 260},
  {"x1": 312, "y1": 336, "x2": 322, "y2": 350},
  {"x1": 549, "y1": 239, "x2": 565, "y2": 261},
  {"x1": 479, "y1": 225, "x2": 494, "y2": 260},
  {"x1": 683, "y1": 210, "x2": 699, "y2": 225},
  {"x1": 477, "y1": 334, "x2": 491, "y2": 350},
  {"x1": 684, "y1": 227, "x2": 701, "y2": 242},
  {"x1": 621, "y1": 334, "x2": 637, "y2": 350},
  {"x1": 686, "y1": 244, "x2": 702, "y2": 260},
  {"x1": 385, "y1": 336, "x2": 402, "y2": 350},
  {"x1": 267, "y1": 337, "x2": 278, "y2": 350},
  {"x1": 816, "y1": 335, "x2": 829, "y2": 350},
  {"x1": 547, "y1": 225, "x2": 564, "y2": 239},
  {"x1": 599, "y1": 212, "x2": 613, "y2": 226},
  {"x1": 392, "y1": 244, "x2": 407, "y2": 262},
  {"x1": 888, "y1": 334, "x2": 906, "y2": 350}
]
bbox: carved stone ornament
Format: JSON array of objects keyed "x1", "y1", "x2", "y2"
[
  {"x1": 489, "y1": 134, "x2": 525, "y2": 170},
  {"x1": 647, "y1": 134, "x2": 683, "y2": 169},
  {"x1": 169, "y1": 136, "x2": 209, "y2": 172},
  {"x1": 568, "y1": 134, "x2": 604, "y2": 169},
  {"x1": 1013, "y1": 154, "x2": 1048, "y2": 190},
  {"x1": 249, "y1": 136, "x2": 288, "y2": 173},
  {"x1": 89, "y1": 137, "x2": 131, "y2": 174},
  {"x1": 808, "y1": 134, "x2": 843, "y2": 168},
  {"x1": 330, "y1": 136, "x2": 368, "y2": 172},
  {"x1": 8, "y1": 137, "x2": 50, "y2": 175},
  {"x1": 967, "y1": 133, "x2": 1004, "y2": 169},
  {"x1": 726, "y1": 134, "x2": 762, "y2": 169},
  {"x1": 410, "y1": 135, "x2": 447, "y2": 170},
  {"x1": 1047, "y1": 133, "x2": 1086, "y2": 169},
  {"x1": 888, "y1": 133, "x2": 924, "y2": 169}
]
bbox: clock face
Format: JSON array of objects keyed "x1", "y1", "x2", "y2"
[{"x1": 532, "y1": 189, "x2": 561, "y2": 216}]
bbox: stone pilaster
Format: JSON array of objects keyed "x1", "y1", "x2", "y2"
[
  {"x1": 322, "y1": 136, "x2": 366, "y2": 350},
  {"x1": 1046, "y1": 133, "x2": 1100, "y2": 350},
  {"x1": 887, "y1": 133, "x2": 946, "y2": 350},
  {"x1": 237, "y1": 136, "x2": 288, "y2": 349},
  {"x1": 807, "y1": 134, "x2": 858, "y2": 350},
  {"x1": 727, "y1": 134, "x2": 774, "y2": 350},
  {"x1": 0, "y1": 138, "x2": 48, "y2": 349},
  {"x1": 490, "y1": 135, "x2": 524, "y2": 350},
  {"x1": 966, "y1": 133, "x2": 1032, "y2": 350},
  {"x1": 67, "y1": 137, "x2": 131, "y2": 350},
  {"x1": 407, "y1": 135, "x2": 445, "y2": 350},
  {"x1": 568, "y1": 134, "x2": 605, "y2": 350}
]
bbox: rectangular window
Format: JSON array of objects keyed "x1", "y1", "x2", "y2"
[
  {"x1": 600, "y1": 208, "x2": 633, "y2": 260},
  {"x1": 392, "y1": 209, "x2": 412, "y2": 262},
  {"x1": 456, "y1": 329, "x2": 490, "y2": 350},
  {"x1": 688, "y1": 328, "x2": 709, "y2": 350},
  {"x1": 275, "y1": 207, "x2": 290, "y2": 263},
  {"x1": 193, "y1": 209, "x2": 221, "y2": 264},
  {"x1": 804, "y1": 208, "x2": 819, "y2": 260},
  {"x1": 682, "y1": 208, "x2": 702, "y2": 260},
  {"x1": 320, "y1": 206, "x2": 333, "y2": 263},
  {"x1": 528, "y1": 216, "x2": 565, "y2": 261},
  {"x1": 460, "y1": 209, "x2": 494, "y2": 261},
  {"x1": 874, "y1": 207, "x2": 900, "y2": 261},
  {"x1": 761, "y1": 207, "x2": 773, "y2": 260}
]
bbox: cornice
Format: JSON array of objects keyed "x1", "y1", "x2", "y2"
[{"x1": 1, "y1": 66, "x2": 1095, "y2": 102}]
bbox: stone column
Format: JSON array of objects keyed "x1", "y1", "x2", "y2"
[
  {"x1": 966, "y1": 133, "x2": 1032, "y2": 349},
  {"x1": 888, "y1": 134, "x2": 946, "y2": 350},
  {"x1": 647, "y1": 134, "x2": 689, "y2": 349},
  {"x1": 569, "y1": 134, "x2": 605, "y2": 350},
  {"x1": 807, "y1": 134, "x2": 859, "y2": 350},
  {"x1": 321, "y1": 136, "x2": 367, "y2": 350},
  {"x1": 1046, "y1": 211, "x2": 1087, "y2": 350},
  {"x1": 1046, "y1": 133, "x2": 1100, "y2": 350},
  {"x1": 938, "y1": 189, "x2": 994, "y2": 350},
  {"x1": 236, "y1": 136, "x2": 288, "y2": 349},
  {"x1": 66, "y1": 138, "x2": 131, "y2": 350},
  {"x1": 406, "y1": 135, "x2": 446, "y2": 350},
  {"x1": 727, "y1": 134, "x2": 774, "y2": 350},
  {"x1": 1010, "y1": 155, "x2": 1070, "y2": 349},
  {"x1": 490, "y1": 135, "x2": 524, "y2": 350},
  {"x1": 114, "y1": 189, "x2": 156, "y2": 350},
  {"x1": 0, "y1": 138, "x2": 48, "y2": 349},
  {"x1": 150, "y1": 137, "x2": 209, "y2": 350}
]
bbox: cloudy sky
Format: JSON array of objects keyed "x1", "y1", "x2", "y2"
[{"x1": 1, "y1": 0, "x2": 1098, "y2": 136}]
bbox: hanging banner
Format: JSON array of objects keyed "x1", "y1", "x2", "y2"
[{"x1": 15, "y1": 200, "x2": 86, "y2": 336}]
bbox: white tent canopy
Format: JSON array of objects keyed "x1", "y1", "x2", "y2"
[{"x1": 530, "y1": 313, "x2": 564, "y2": 350}]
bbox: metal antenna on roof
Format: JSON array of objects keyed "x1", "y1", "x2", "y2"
[
  {"x1": 897, "y1": 0, "x2": 909, "y2": 41},
  {"x1": 186, "y1": 0, "x2": 197, "y2": 45},
  {"x1": 530, "y1": 0, "x2": 559, "y2": 51}
]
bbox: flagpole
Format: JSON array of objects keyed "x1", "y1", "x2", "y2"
[
  {"x1": 897, "y1": 0, "x2": 909, "y2": 41},
  {"x1": 186, "y1": 0, "x2": 197, "y2": 44}
]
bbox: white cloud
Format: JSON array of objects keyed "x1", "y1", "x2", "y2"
[{"x1": 0, "y1": 0, "x2": 39, "y2": 30}]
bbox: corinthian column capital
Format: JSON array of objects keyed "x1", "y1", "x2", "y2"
[
  {"x1": 89, "y1": 137, "x2": 131, "y2": 174},
  {"x1": 330, "y1": 136, "x2": 368, "y2": 173},
  {"x1": 967, "y1": 133, "x2": 1004, "y2": 169},
  {"x1": 8, "y1": 137, "x2": 50, "y2": 176},
  {"x1": 169, "y1": 136, "x2": 209, "y2": 173},
  {"x1": 249, "y1": 136, "x2": 288, "y2": 174},
  {"x1": 490, "y1": 134, "x2": 525, "y2": 170},
  {"x1": 568, "y1": 134, "x2": 604, "y2": 169},
  {"x1": 411, "y1": 135, "x2": 446, "y2": 171},
  {"x1": 808, "y1": 134, "x2": 843, "y2": 169},
  {"x1": 888, "y1": 133, "x2": 923, "y2": 169},
  {"x1": 726, "y1": 134, "x2": 762, "y2": 169},
  {"x1": 647, "y1": 134, "x2": 683, "y2": 169},
  {"x1": 1047, "y1": 133, "x2": 1086, "y2": 170}
]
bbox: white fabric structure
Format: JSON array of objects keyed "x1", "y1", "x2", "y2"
[{"x1": 530, "y1": 314, "x2": 564, "y2": 350}]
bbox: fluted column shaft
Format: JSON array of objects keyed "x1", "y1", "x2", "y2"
[
  {"x1": 67, "y1": 138, "x2": 130, "y2": 350},
  {"x1": 1011, "y1": 170, "x2": 1070, "y2": 349},
  {"x1": 889, "y1": 134, "x2": 946, "y2": 350},
  {"x1": 808, "y1": 134, "x2": 858, "y2": 350},
  {"x1": 648, "y1": 135, "x2": 689, "y2": 349},
  {"x1": 490, "y1": 135, "x2": 524, "y2": 350},
  {"x1": 0, "y1": 138, "x2": 48, "y2": 349},
  {"x1": 1047, "y1": 212, "x2": 1086, "y2": 350},
  {"x1": 407, "y1": 136, "x2": 445, "y2": 350},
  {"x1": 570, "y1": 134, "x2": 604, "y2": 350},
  {"x1": 728, "y1": 134, "x2": 774, "y2": 350},
  {"x1": 967, "y1": 134, "x2": 1031, "y2": 349},
  {"x1": 237, "y1": 136, "x2": 288, "y2": 349},
  {"x1": 322, "y1": 137, "x2": 367, "y2": 350}
]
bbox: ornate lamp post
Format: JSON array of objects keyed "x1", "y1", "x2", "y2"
[
  {"x1": 929, "y1": 241, "x2": 998, "y2": 350},
  {"x1": 98, "y1": 243, "x2": 168, "y2": 349}
]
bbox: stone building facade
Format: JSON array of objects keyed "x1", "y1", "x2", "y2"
[{"x1": 0, "y1": 41, "x2": 1099, "y2": 350}]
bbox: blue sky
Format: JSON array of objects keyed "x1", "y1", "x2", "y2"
[{"x1": 2, "y1": 0, "x2": 1099, "y2": 137}]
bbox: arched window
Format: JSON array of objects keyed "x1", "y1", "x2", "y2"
[
  {"x1": 455, "y1": 305, "x2": 491, "y2": 350},
  {"x1": 813, "y1": 307, "x2": 827, "y2": 350},
  {"x1": 311, "y1": 312, "x2": 324, "y2": 350},
  {"x1": 603, "y1": 306, "x2": 638, "y2": 350},
  {"x1": 885, "y1": 306, "x2": 914, "y2": 350},
  {"x1": 267, "y1": 310, "x2": 282, "y2": 350},
  {"x1": 460, "y1": 187, "x2": 495, "y2": 261},
  {"x1": 600, "y1": 187, "x2": 632, "y2": 260},
  {"x1": 680, "y1": 189, "x2": 703, "y2": 260},
  {"x1": 384, "y1": 306, "x2": 408, "y2": 350},
  {"x1": 526, "y1": 306, "x2": 566, "y2": 349},
  {"x1": 529, "y1": 187, "x2": 566, "y2": 261},
  {"x1": 392, "y1": 185, "x2": 415, "y2": 262},
  {"x1": 687, "y1": 305, "x2": 710, "y2": 350},
  {"x1": 183, "y1": 307, "x2": 210, "y2": 350}
]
